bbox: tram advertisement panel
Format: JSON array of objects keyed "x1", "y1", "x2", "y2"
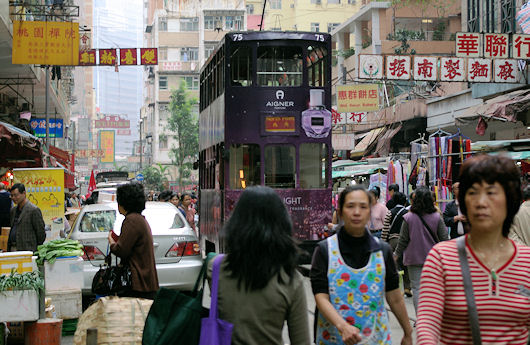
[{"x1": 225, "y1": 189, "x2": 331, "y2": 240}]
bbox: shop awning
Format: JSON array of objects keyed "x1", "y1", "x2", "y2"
[
  {"x1": 456, "y1": 88, "x2": 530, "y2": 124},
  {"x1": 374, "y1": 125, "x2": 402, "y2": 157},
  {"x1": 46, "y1": 145, "x2": 76, "y2": 190},
  {"x1": 350, "y1": 127, "x2": 385, "y2": 158},
  {"x1": 0, "y1": 121, "x2": 42, "y2": 168}
]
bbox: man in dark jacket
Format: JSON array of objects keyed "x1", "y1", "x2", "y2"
[
  {"x1": 443, "y1": 182, "x2": 467, "y2": 238},
  {"x1": 0, "y1": 182, "x2": 12, "y2": 228},
  {"x1": 8, "y1": 183, "x2": 46, "y2": 252}
]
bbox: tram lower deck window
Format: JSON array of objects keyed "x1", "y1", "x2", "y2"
[
  {"x1": 229, "y1": 144, "x2": 260, "y2": 189},
  {"x1": 299, "y1": 143, "x2": 328, "y2": 188},
  {"x1": 265, "y1": 145, "x2": 296, "y2": 188}
]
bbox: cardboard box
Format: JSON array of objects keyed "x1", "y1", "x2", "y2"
[
  {"x1": 1, "y1": 227, "x2": 9, "y2": 236},
  {"x1": 45, "y1": 289, "x2": 82, "y2": 319},
  {"x1": 0, "y1": 290, "x2": 39, "y2": 322}
]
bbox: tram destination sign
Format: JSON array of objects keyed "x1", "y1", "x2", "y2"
[{"x1": 228, "y1": 32, "x2": 330, "y2": 43}]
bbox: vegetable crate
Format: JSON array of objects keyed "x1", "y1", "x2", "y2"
[
  {"x1": 0, "y1": 290, "x2": 39, "y2": 322},
  {"x1": 0, "y1": 252, "x2": 35, "y2": 276},
  {"x1": 44, "y1": 257, "x2": 83, "y2": 292}
]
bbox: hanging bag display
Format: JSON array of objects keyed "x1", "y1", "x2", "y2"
[
  {"x1": 199, "y1": 254, "x2": 233, "y2": 345},
  {"x1": 91, "y1": 245, "x2": 132, "y2": 296},
  {"x1": 142, "y1": 253, "x2": 214, "y2": 345}
]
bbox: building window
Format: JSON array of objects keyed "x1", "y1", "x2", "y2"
[
  {"x1": 159, "y1": 47, "x2": 168, "y2": 61},
  {"x1": 247, "y1": 4, "x2": 254, "y2": 14},
  {"x1": 158, "y1": 17, "x2": 167, "y2": 31},
  {"x1": 183, "y1": 76, "x2": 199, "y2": 90},
  {"x1": 311, "y1": 23, "x2": 320, "y2": 32},
  {"x1": 482, "y1": 0, "x2": 496, "y2": 32},
  {"x1": 205, "y1": 16, "x2": 222, "y2": 30},
  {"x1": 181, "y1": 47, "x2": 199, "y2": 61},
  {"x1": 205, "y1": 44, "x2": 215, "y2": 60},
  {"x1": 270, "y1": 0, "x2": 281, "y2": 9},
  {"x1": 180, "y1": 17, "x2": 198, "y2": 31},
  {"x1": 159, "y1": 136, "x2": 168, "y2": 149},
  {"x1": 226, "y1": 16, "x2": 242, "y2": 30},
  {"x1": 311, "y1": 0, "x2": 323, "y2": 3},
  {"x1": 467, "y1": 0, "x2": 480, "y2": 32},
  {"x1": 501, "y1": 0, "x2": 516, "y2": 33},
  {"x1": 328, "y1": 0, "x2": 340, "y2": 3},
  {"x1": 327, "y1": 23, "x2": 340, "y2": 33},
  {"x1": 159, "y1": 104, "x2": 168, "y2": 121},
  {"x1": 159, "y1": 76, "x2": 168, "y2": 90},
  {"x1": 348, "y1": 0, "x2": 356, "y2": 4}
]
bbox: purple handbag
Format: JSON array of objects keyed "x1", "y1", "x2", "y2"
[{"x1": 198, "y1": 254, "x2": 233, "y2": 345}]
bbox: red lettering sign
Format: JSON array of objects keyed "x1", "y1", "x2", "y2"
[
  {"x1": 120, "y1": 48, "x2": 138, "y2": 65},
  {"x1": 456, "y1": 33, "x2": 481, "y2": 57},
  {"x1": 99, "y1": 49, "x2": 117, "y2": 65},
  {"x1": 140, "y1": 48, "x2": 158, "y2": 65},
  {"x1": 513, "y1": 34, "x2": 530, "y2": 59}
]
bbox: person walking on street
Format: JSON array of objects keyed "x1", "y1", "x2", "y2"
[
  {"x1": 0, "y1": 182, "x2": 12, "y2": 228},
  {"x1": 417, "y1": 155, "x2": 530, "y2": 344},
  {"x1": 393, "y1": 186, "x2": 448, "y2": 313},
  {"x1": 443, "y1": 182, "x2": 468, "y2": 238},
  {"x1": 209, "y1": 186, "x2": 310, "y2": 345},
  {"x1": 386, "y1": 184, "x2": 400, "y2": 209},
  {"x1": 8, "y1": 183, "x2": 46, "y2": 252},
  {"x1": 178, "y1": 193, "x2": 196, "y2": 234},
  {"x1": 107, "y1": 183, "x2": 159, "y2": 300},
  {"x1": 368, "y1": 187, "x2": 388, "y2": 238},
  {"x1": 381, "y1": 192, "x2": 412, "y2": 298},
  {"x1": 311, "y1": 185, "x2": 413, "y2": 345},
  {"x1": 509, "y1": 185, "x2": 530, "y2": 245}
]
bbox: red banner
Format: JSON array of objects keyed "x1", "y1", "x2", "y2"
[
  {"x1": 140, "y1": 48, "x2": 158, "y2": 65},
  {"x1": 99, "y1": 49, "x2": 117, "y2": 65},
  {"x1": 79, "y1": 49, "x2": 96, "y2": 66},
  {"x1": 120, "y1": 48, "x2": 137, "y2": 65}
]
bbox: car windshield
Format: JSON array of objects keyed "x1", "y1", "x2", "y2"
[
  {"x1": 80, "y1": 210, "x2": 117, "y2": 232},
  {"x1": 143, "y1": 208, "x2": 185, "y2": 231}
]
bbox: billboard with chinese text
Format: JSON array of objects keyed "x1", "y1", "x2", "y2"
[
  {"x1": 12, "y1": 21, "x2": 79, "y2": 65},
  {"x1": 99, "y1": 130, "x2": 115, "y2": 163},
  {"x1": 336, "y1": 84, "x2": 379, "y2": 113},
  {"x1": 30, "y1": 118, "x2": 64, "y2": 138}
]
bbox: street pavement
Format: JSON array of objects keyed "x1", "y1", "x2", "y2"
[{"x1": 61, "y1": 269, "x2": 416, "y2": 345}]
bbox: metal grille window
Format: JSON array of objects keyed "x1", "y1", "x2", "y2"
[
  {"x1": 181, "y1": 47, "x2": 199, "y2": 61},
  {"x1": 180, "y1": 17, "x2": 199, "y2": 31},
  {"x1": 183, "y1": 76, "x2": 199, "y2": 90},
  {"x1": 501, "y1": 0, "x2": 516, "y2": 33},
  {"x1": 467, "y1": 0, "x2": 480, "y2": 32},
  {"x1": 311, "y1": 23, "x2": 320, "y2": 32},
  {"x1": 482, "y1": 0, "x2": 496, "y2": 32}
]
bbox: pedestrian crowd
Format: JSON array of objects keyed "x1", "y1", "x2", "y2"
[{"x1": 3, "y1": 154, "x2": 530, "y2": 344}]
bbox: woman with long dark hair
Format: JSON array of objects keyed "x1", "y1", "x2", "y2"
[
  {"x1": 210, "y1": 186, "x2": 309, "y2": 345},
  {"x1": 394, "y1": 186, "x2": 448, "y2": 312}
]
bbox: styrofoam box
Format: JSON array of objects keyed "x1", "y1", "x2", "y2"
[
  {"x1": 0, "y1": 251, "x2": 34, "y2": 275},
  {"x1": 0, "y1": 290, "x2": 39, "y2": 322},
  {"x1": 45, "y1": 289, "x2": 82, "y2": 319},
  {"x1": 44, "y1": 256, "x2": 83, "y2": 292}
]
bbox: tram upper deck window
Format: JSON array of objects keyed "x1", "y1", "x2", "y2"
[
  {"x1": 265, "y1": 145, "x2": 296, "y2": 188},
  {"x1": 257, "y1": 46, "x2": 302, "y2": 86},
  {"x1": 230, "y1": 46, "x2": 252, "y2": 86},
  {"x1": 229, "y1": 144, "x2": 260, "y2": 189},
  {"x1": 299, "y1": 143, "x2": 328, "y2": 189},
  {"x1": 307, "y1": 45, "x2": 328, "y2": 87}
]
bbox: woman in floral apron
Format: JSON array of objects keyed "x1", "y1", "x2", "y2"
[{"x1": 310, "y1": 185, "x2": 413, "y2": 345}]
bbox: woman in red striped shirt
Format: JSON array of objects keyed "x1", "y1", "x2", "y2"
[{"x1": 417, "y1": 155, "x2": 530, "y2": 344}]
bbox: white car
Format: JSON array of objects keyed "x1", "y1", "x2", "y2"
[{"x1": 69, "y1": 201, "x2": 202, "y2": 296}]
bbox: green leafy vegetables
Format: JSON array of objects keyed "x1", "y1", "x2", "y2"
[
  {"x1": 0, "y1": 269, "x2": 44, "y2": 292},
  {"x1": 35, "y1": 239, "x2": 84, "y2": 265}
]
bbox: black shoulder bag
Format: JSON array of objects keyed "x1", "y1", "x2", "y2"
[
  {"x1": 419, "y1": 215, "x2": 440, "y2": 243},
  {"x1": 91, "y1": 244, "x2": 132, "y2": 296}
]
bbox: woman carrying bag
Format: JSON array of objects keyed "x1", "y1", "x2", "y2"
[
  {"x1": 207, "y1": 186, "x2": 310, "y2": 345},
  {"x1": 417, "y1": 155, "x2": 530, "y2": 344},
  {"x1": 107, "y1": 183, "x2": 159, "y2": 300}
]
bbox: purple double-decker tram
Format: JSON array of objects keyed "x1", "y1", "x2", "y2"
[{"x1": 199, "y1": 31, "x2": 332, "y2": 260}]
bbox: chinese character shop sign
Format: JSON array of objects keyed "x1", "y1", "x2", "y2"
[
  {"x1": 99, "y1": 130, "x2": 115, "y2": 163},
  {"x1": 30, "y1": 118, "x2": 64, "y2": 138},
  {"x1": 12, "y1": 21, "x2": 79, "y2": 65},
  {"x1": 337, "y1": 84, "x2": 379, "y2": 113},
  {"x1": 456, "y1": 32, "x2": 482, "y2": 57}
]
